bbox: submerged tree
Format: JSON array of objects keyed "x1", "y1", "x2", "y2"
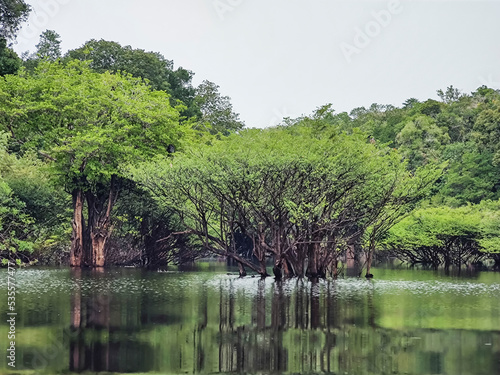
[
  {"x1": 382, "y1": 203, "x2": 500, "y2": 269},
  {"x1": 0, "y1": 60, "x2": 184, "y2": 267},
  {"x1": 130, "y1": 120, "x2": 442, "y2": 279}
]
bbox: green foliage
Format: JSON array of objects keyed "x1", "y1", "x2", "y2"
[
  {"x1": 437, "y1": 142, "x2": 500, "y2": 206},
  {"x1": 475, "y1": 200, "x2": 500, "y2": 254},
  {"x1": 437, "y1": 85, "x2": 464, "y2": 104},
  {"x1": 0, "y1": 174, "x2": 34, "y2": 255},
  {"x1": 0, "y1": 36, "x2": 19, "y2": 75},
  {"x1": 0, "y1": 60, "x2": 184, "y2": 189},
  {"x1": 0, "y1": 131, "x2": 69, "y2": 263},
  {"x1": 384, "y1": 202, "x2": 500, "y2": 268},
  {"x1": 395, "y1": 114, "x2": 450, "y2": 170},
  {"x1": 0, "y1": 0, "x2": 31, "y2": 41},
  {"x1": 193, "y1": 80, "x2": 244, "y2": 135},
  {"x1": 473, "y1": 98, "x2": 500, "y2": 165},
  {"x1": 64, "y1": 39, "x2": 198, "y2": 118},
  {"x1": 130, "y1": 120, "x2": 442, "y2": 276},
  {"x1": 416, "y1": 99, "x2": 442, "y2": 118}
]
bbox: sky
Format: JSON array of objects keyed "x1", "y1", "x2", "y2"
[{"x1": 12, "y1": 0, "x2": 500, "y2": 128}]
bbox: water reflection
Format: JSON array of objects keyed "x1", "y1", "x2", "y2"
[{"x1": 0, "y1": 268, "x2": 499, "y2": 374}]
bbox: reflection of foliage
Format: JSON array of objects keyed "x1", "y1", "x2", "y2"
[{"x1": 3, "y1": 271, "x2": 500, "y2": 374}]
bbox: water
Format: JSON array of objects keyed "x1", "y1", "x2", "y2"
[{"x1": 0, "y1": 266, "x2": 499, "y2": 374}]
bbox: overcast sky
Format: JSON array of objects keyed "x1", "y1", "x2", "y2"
[{"x1": 13, "y1": 0, "x2": 500, "y2": 128}]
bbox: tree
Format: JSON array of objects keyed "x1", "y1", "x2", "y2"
[
  {"x1": 402, "y1": 98, "x2": 420, "y2": 109},
  {"x1": 396, "y1": 114, "x2": 450, "y2": 170},
  {"x1": 0, "y1": 0, "x2": 30, "y2": 41},
  {"x1": 130, "y1": 118, "x2": 441, "y2": 279},
  {"x1": 472, "y1": 99, "x2": 500, "y2": 165},
  {"x1": 437, "y1": 85, "x2": 464, "y2": 104},
  {"x1": 0, "y1": 36, "x2": 20, "y2": 75},
  {"x1": 0, "y1": 60, "x2": 185, "y2": 267},
  {"x1": 65, "y1": 39, "x2": 198, "y2": 118},
  {"x1": 193, "y1": 80, "x2": 244, "y2": 135},
  {"x1": 22, "y1": 30, "x2": 62, "y2": 72},
  {"x1": 35, "y1": 29, "x2": 61, "y2": 60},
  {"x1": 383, "y1": 203, "x2": 499, "y2": 269}
]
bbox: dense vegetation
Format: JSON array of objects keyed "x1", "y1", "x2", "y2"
[{"x1": 0, "y1": 22, "x2": 499, "y2": 276}]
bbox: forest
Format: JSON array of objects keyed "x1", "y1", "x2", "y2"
[{"x1": 1, "y1": 16, "x2": 499, "y2": 277}]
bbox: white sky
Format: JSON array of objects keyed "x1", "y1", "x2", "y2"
[{"x1": 12, "y1": 0, "x2": 500, "y2": 128}]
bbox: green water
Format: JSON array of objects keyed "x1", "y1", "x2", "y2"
[{"x1": 0, "y1": 266, "x2": 499, "y2": 375}]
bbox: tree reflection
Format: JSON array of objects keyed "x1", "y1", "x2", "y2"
[{"x1": 58, "y1": 272, "x2": 500, "y2": 375}]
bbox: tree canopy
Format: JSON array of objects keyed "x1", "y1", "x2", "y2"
[
  {"x1": 0, "y1": 0, "x2": 30, "y2": 41},
  {"x1": 130, "y1": 120, "x2": 443, "y2": 277},
  {"x1": 65, "y1": 39, "x2": 198, "y2": 118},
  {"x1": 0, "y1": 31, "x2": 499, "y2": 276},
  {"x1": 0, "y1": 60, "x2": 187, "y2": 266}
]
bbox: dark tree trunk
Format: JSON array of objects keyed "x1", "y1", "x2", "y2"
[
  {"x1": 307, "y1": 242, "x2": 319, "y2": 279},
  {"x1": 237, "y1": 262, "x2": 246, "y2": 277},
  {"x1": 273, "y1": 262, "x2": 282, "y2": 280},
  {"x1": 70, "y1": 189, "x2": 85, "y2": 267},
  {"x1": 86, "y1": 177, "x2": 118, "y2": 267},
  {"x1": 365, "y1": 243, "x2": 374, "y2": 278}
]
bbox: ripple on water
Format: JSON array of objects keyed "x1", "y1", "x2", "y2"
[{"x1": 1, "y1": 268, "x2": 499, "y2": 299}]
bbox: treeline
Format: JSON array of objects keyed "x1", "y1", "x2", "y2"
[
  {"x1": 0, "y1": 21, "x2": 499, "y2": 274},
  {"x1": 129, "y1": 126, "x2": 442, "y2": 278},
  {"x1": 0, "y1": 29, "x2": 244, "y2": 267}
]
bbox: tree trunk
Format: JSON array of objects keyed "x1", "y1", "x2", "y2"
[
  {"x1": 86, "y1": 195, "x2": 112, "y2": 267},
  {"x1": 365, "y1": 242, "x2": 375, "y2": 278},
  {"x1": 70, "y1": 189, "x2": 85, "y2": 267},
  {"x1": 237, "y1": 262, "x2": 246, "y2": 277},
  {"x1": 307, "y1": 242, "x2": 319, "y2": 279},
  {"x1": 90, "y1": 228, "x2": 107, "y2": 267},
  {"x1": 86, "y1": 177, "x2": 118, "y2": 268},
  {"x1": 273, "y1": 258, "x2": 282, "y2": 280}
]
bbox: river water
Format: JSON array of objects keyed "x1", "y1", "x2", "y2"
[{"x1": 0, "y1": 265, "x2": 499, "y2": 374}]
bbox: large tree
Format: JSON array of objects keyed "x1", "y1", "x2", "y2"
[
  {"x1": 22, "y1": 29, "x2": 62, "y2": 72},
  {"x1": 0, "y1": 0, "x2": 30, "y2": 41},
  {"x1": 0, "y1": 60, "x2": 185, "y2": 267},
  {"x1": 130, "y1": 119, "x2": 442, "y2": 279},
  {"x1": 193, "y1": 80, "x2": 245, "y2": 135},
  {"x1": 34, "y1": 29, "x2": 62, "y2": 60},
  {"x1": 0, "y1": 36, "x2": 20, "y2": 75},
  {"x1": 65, "y1": 39, "x2": 198, "y2": 119}
]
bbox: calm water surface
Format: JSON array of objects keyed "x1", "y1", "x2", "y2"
[{"x1": 0, "y1": 266, "x2": 499, "y2": 375}]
